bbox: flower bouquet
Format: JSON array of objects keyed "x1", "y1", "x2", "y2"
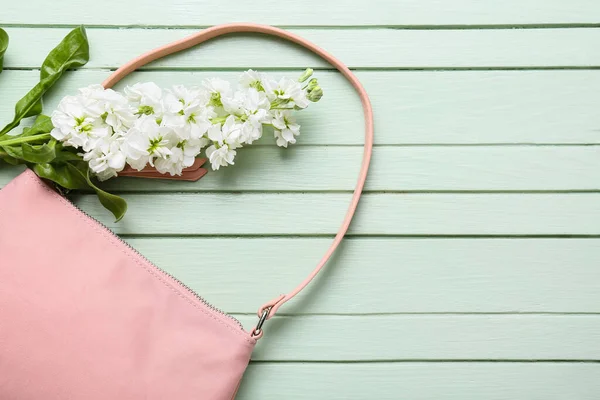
[{"x1": 0, "y1": 27, "x2": 323, "y2": 220}]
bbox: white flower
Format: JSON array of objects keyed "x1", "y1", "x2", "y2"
[
  {"x1": 160, "y1": 91, "x2": 184, "y2": 117},
  {"x1": 240, "y1": 119, "x2": 263, "y2": 145},
  {"x1": 124, "y1": 82, "x2": 164, "y2": 116},
  {"x1": 241, "y1": 89, "x2": 270, "y2": 143},
  {"x1": 124, "y1": 82, "x2": 162, "y2": 105},
  {"x1": 164, "y1": 85, "x2": 215, "y2": 140},
  {"x1": 222, "y1": 87, "x2": 270, "y2": 117},
  {"x1": 274, "y1": 129, "x2": 297, "y2": 148},
  {"x1": 205, "y1": 116, "x2": 243, "y2": 170},
  {"x1": 79, "y1": 85, "x2": 136, "y2": 133},
  {"x1": 208, "y1": 115, "x2": 244, "y2": 149},
  {"x1": 153, "y1": 136, "x2": 206, "y2": 176},
  {"x1": 50, "y1": 72, "x2": 319, "y2": 180},
  {"x1": 222, "y1": 88, "x2": 270, "y2": 144},
  {"x1": 103, "y1": 94, "x2": 136, "y2": 132},
  {"x1": 221, "y1": 91, "x2": 245, "y2": 116},
  {"x1": 121, "y1": 116, "x2": 173, "y2": 170},
  {"x1": 76, "y1": 84, "x2": 108, "y2": 117},
  {"x1": 154, "y1": 147, "x2": 184, "y2": 176},
  {"x1": 239, "y1": 69, "x2": 264, "y2": 91},
  {"x1": 171, "y1": 84, "x2": 209, "y2": 107},
  {"x1": 50, "y1": 95, "x2": 111, "y2": 152},
  {"x1": 205, "y1": 144, "x2": 236, "y2": 170},
  {"x1": 203, "y1": 78, "x2": 232, "y2": 108},
  {"x1": 263, "y1": 77, "x2": 309, "y2": 109},
  {"x1": 83, "y1": 135, "x2": 127, "y2": 181},
  {"x1": 203, "y1": 78, "x2": 232, "y2": 96},
  {"x1": 272, "y1": 110, "x2": 301, "y2": 148},
  {"x1": 179, "y1": 138, "x2": 207, "y2": 167}
]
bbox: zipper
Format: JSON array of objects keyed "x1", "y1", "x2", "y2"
[{"x1": 56, "y1": 186, "x2": 246, "y2": 333}]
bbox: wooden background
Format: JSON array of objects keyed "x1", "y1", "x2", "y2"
[{"x1": 2, "y1": 1, "x2": 600, "y2": 398}]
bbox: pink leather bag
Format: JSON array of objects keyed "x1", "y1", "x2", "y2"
[{"x1": 0, "y1": 23, "x2": 373, "y2": 399}]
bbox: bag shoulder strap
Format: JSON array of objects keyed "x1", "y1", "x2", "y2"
[{"x1": 102, "y1": 23, "x2": 374, "y2": 331}]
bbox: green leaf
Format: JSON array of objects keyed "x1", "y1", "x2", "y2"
[
  {"x1": 35, "y1": 160, "x2": 128, "y2": 222},
  {"x1": 0, "y1": 28, "x2": 8, "y2": 72},
  {"x1": 32, "y1": 162, "x2": 88, "y2": 190},
  {"x1": 0, "y1": 156, "x2": 22, "y2": 166},
  {"x1": 1, "y1": 140, "x2": 57, "y2": 164},
  {"x1": 92, "y1": 183, "x2": 128, "y2": 222},
  {"x1": 54, "y1": 147, "x2": 83, "y2": 162},
  {"x1": 0, "y1": 26, "x2": 89, "y2": 136},
  {"x1": 1, "y1": 144, "x2": 24, "y2": 160},
  {"x1": 39, "y1": 27, "x2": 88, "y2": 80},
  {"x1": 67, "y1": 162, "x2": 128, "y2": 222},
  {"x1": 7, "y1": 114, "x2": 55, "y2": 142},
  {"x1": 0, "y1": 147, "x2": 23, "y2": 165},
  {"x1": 22, "y1": 114, "x2": 54, "y2": 137},
  {"x1": 21, "y1": 139, "x2": 57, "y2": 163}
]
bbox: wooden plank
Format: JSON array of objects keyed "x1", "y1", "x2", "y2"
[
  {"x1": 121, "y1": 238, "x2": 600, "y2": 314},
  {"x1": 0, "y1": 195, "x2": 595, "y2": 312},
  {"x1": 3, "y1": 70, "x2": 599, "y2": 145},
  {"x1": 53, "y1": 146, "x2": 600, "y2": 192},
  {"x1": 3, "y1": 145, "x2": 600, "y2": 192},
  {"x1": 69, "y1": 193, "x2": 600, "y2": 235},
  {"x1": 3, "y1": 28, "x2": 600, "y2": 69},
  {"x1": 239, "y1": 363, "x2": 600, "y2": 400},
  {"x1": 0, "y1": 226, "x2": 595, "y2": 313},
  {"x1": 236, "y1": 315, "x2": 600, "y2": 360},
  {"x1": 2, "y1": 0, "x2": 599, "y2": 26},
  {"x1": 2, "y1": 170, "x2": 599, "y2": 234}
]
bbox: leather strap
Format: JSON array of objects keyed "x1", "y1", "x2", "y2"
[
  {"x1": 102, "y1": 23, "x2": 374, "y2": 321},
  {"x1": 118, "y1": 158, "x2": 208, "y2": 181}
]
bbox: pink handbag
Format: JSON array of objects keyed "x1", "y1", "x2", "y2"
[{"x1": 0, "y1": 24, "x2": 373, "y2": 399}]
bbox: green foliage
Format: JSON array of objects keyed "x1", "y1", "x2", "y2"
[
  {"x1": 0, "y1": 26, "x2": 89, "y2": 136},
  {"x1": 21, "y1": 114, "x2": 54, "y2": 137},
  {"x1": 32, "y1": 160, "x2": 127, "y2": 221},
  {"x1": 74, "y1": 162, "x2": 128, "y2": 222},
  {"x1": 33, "y1": 161, "x2": 88, "y2": 190},
  {"x1": 0, "y1": 28, "x2": 8, "y2": 72},
  {"x1": 21, "y1": 140, "x2": 57, "y2": 163},
  {"x1": 0, "y1": 27, "x2": 128, "y2": 221}
]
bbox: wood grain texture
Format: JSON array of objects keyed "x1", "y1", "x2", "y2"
[
  {"x1": 123, "y1": 238, "x2": 600, "y2": 314},
  {"x1": 3, "y1": 145, "x2": 600, "y2": 191},
  {"x1": 238, "y1": 314, "x2": 600, "y2": 360},
  {"x1": 59, "y1": 146, "x2": 600, "y2": 191},
  {"x1": 70, "y1": 192, "x2": 600, "y2": 235},
  {"x1": 3, "y1": 28, "x2": 600, "y2": 69},
  {"x1": 4, "y1": 70, "x2": 600, "y2": 145},
  {"x1": 2, "y1": 0, "x2": 599, "y2": 26},
  {"x1": 238, "y1": 363, "x2": 600, "y2": 400}
]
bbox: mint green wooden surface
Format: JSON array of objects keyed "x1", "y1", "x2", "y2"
[{"x1": 1, "y1": 2, "x2": 600, "y2": 398}]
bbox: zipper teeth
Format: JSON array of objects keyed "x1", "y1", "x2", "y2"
[{"x1": 63, "y1": 193, "x2": 246, "y2": 332}]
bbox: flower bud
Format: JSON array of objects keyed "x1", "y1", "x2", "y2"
[
  {"x1": 306, "y1": 78, "x2": 319, "y2": 91},
  {"x1": 307, "y1": 86, "x2": 323, "y2": 102},
  {"x1": 298, "y1": 68, "x2": 314, "y2": 82},
  {"x1": 209, "y1": 92, "x2": 223, "y2": 107},
  {"x1": 137, "y1": 105, "x2": 155, "y2": 115}
]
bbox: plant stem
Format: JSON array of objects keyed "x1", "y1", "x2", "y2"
[
  {"x1": 0, "y1": 133, "x2": 52, "y2": 147},
  {"x1": 210, "y1": 116, "x2": 228, "y2": 125}
]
